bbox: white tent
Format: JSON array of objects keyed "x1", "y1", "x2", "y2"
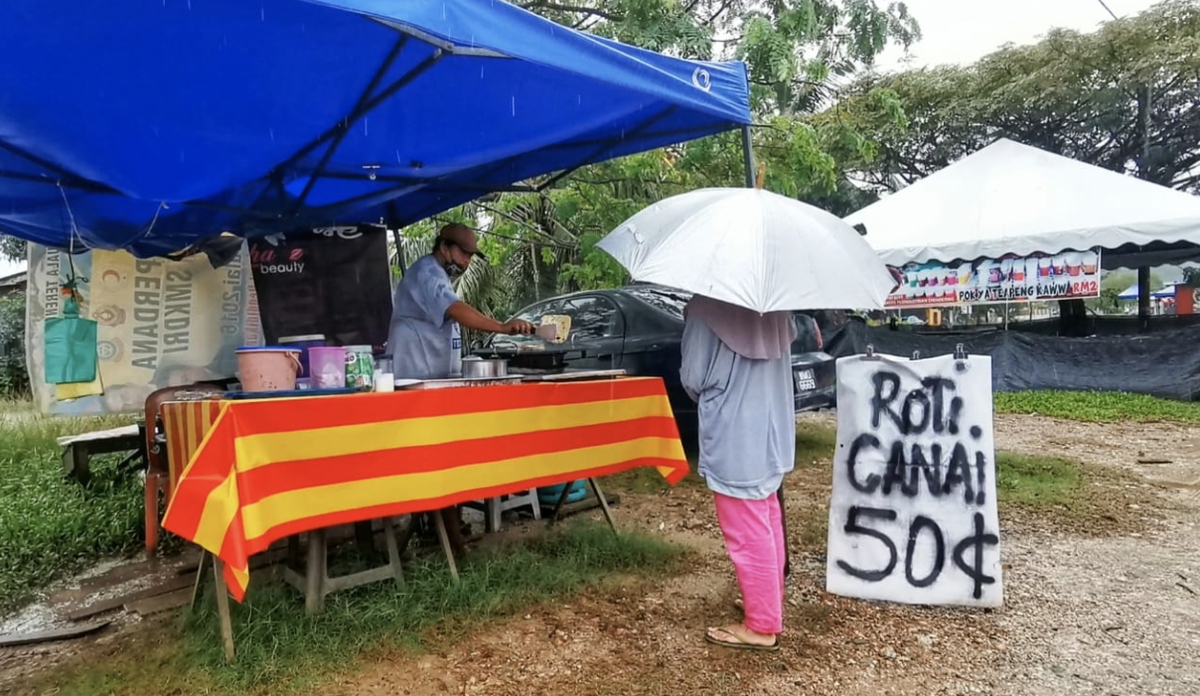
[{"x1": 846, "y1": 138, "x2": 1200, "y2": 269}]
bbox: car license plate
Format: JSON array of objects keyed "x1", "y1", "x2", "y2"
[{"x1": 794, "y1": 369, "x2": 816, "y2": 392}]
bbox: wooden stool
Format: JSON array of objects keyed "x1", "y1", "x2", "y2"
[{"x1": 282, "y1": 518, "x2": 406, "y2": 614}]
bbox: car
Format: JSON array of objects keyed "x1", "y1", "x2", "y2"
[{"x1": 478, "y1": 284, "x2": 837, "y2": 448}]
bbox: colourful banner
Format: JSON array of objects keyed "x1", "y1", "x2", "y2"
[
  {"x1": 161, "y1": 377, "x2": 689, "y2": 601},
  {"x1": 886, "y1": 249, "x2": 1102, "y2": 309},
  {"x1": 26, "y1": 245, "x2": 262, "y2": 415}
]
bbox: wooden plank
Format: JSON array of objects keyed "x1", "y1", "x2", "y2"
[
  {"x1": 555, "y1": 492, "x2": 621, "y2": 518},
  {"x1": 65, "y1": 572, "x2": 198, "y2": 622},
  {"x1": 56, "y1": 424, "x2": 140, "y2": 447},
  {"x1": 126, "y1": 588, "x2": 191, "y2": 617},
  {"x1": 0, "y1": 621, "x2": 111, "y2": 648}
]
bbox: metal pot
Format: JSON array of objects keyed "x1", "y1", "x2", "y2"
[{"x1": 461, "y1": 356, "x2": 508, "y2": 379}]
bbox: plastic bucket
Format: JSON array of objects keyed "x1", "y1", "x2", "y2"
[
  {"x1": 309, "y1": 346, "x2": 348, "y2": 389},
  {"x1": 236, "y1": 347, "x2": 302, "y2": 392},
  {"x1": 278, "y1": 334, "x2": 326, "y2": 377},
  {"x1": 537, "y1": 480, "x2": 587, "y2": 505}
]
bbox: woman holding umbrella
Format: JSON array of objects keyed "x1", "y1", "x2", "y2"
[
  {"x1": 681, "y1": 295, "x2": 795, "y2": 651},
  {"x1": 596, "y1": 186, "x2": 898, "y2": 651}
]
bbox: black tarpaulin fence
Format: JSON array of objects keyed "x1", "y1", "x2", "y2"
[{"x1": 824, "y1": 321, "x2": 1200, "y2": 401}]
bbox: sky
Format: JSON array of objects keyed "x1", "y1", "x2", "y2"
[
  {"x1": 0, "y1": 0, "x2": 1163, "y2": 278},
  {"x1": 874, "y1": 0, "x2": 1160, "y2": 71}
]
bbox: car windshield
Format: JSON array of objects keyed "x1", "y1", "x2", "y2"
[{"x1": 625, "y1": 286, "x2": 690, "y2": 320}]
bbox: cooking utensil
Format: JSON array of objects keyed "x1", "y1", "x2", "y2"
[
  {"x1": 461, "y1": 356, "x2": 508, "y2": 379},
  {"x1": 520, "y1": 369, "x2": 626, "y2": 383}
]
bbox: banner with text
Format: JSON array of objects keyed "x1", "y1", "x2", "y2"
[
  {"x1": 826, "y1": 352, "x2": 1003, "y2": 607},
  {"x1": 26, "y1": 245, "x2": 261, "y2": 415},
  {"x1": 886, "y1": 249, "x2": 1101, "y2": 308}
]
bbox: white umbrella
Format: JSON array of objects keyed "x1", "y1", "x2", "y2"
[{"x1": 596, "y1": 187, "x2": 897, "y2": 313}]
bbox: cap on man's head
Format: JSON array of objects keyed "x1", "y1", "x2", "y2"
[{"x1": 437, "y1": 223, "x2": 487, "y2": 261}]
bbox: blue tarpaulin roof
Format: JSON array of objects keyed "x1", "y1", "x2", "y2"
[{"x1": 0, "y1": 0, "x2": 751, "y2": 257}]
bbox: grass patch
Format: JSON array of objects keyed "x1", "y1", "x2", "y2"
[
  {"x1": 33, "y1": 523, "x2": 687, "y2": 696},
  {"x1": 996, "y1": 452, "x2": 1081, "y2": 508},
  {"x1": 995, "y1": 390, "x2": 1200, "y2": 424},
  {"x1": 0, "y1": 403, "x2": 140, "y2": 612},
  {"x1": 796, "y1": 420, "x2": 836, "y2": 468}
]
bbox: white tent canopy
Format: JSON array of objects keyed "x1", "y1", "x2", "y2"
[{"x1": 846, "y1": 138, "x2": 1200, "y2": 269}]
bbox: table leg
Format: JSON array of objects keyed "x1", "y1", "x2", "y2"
[
  {"x1": 548, "y1": 481, "x2": 575, "y2": 525},
  {"x1": 587, "y1": 478, "x2": 618, "y2": 534},
  {"x1": 383, "y1": 517, "x2": 405, "y2": 587},
  {"x1": 211, "y1": 558, "x2": 235, "y2": 663},
  {"x1": 432, "y1": 510, "x2": 460, "y2": 583},
  {"x1": 305, "y1": 528, "x2": 327, "y2": 614},
  {"x1": 189, "y1": 549, "x2": 209, "y2": 612}
]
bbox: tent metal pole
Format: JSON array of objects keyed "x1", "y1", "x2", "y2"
[{"x1": 741, "y1": 125, "x2": 754, "y2": 188}]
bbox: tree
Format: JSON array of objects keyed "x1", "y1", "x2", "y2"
[
  {"x1": 408, "y1": 0, "x2": 920, "y2": 318},
  {"x1": 0, "y1": 236, "x2": 25, "y2": 264},
  {"x1": 832, "y1": 0, "x2": 1200, "y2": 195}
]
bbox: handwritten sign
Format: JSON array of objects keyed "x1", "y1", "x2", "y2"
[{"x1": 826, "y1": 353, "x2": 1003, "y2": 607}]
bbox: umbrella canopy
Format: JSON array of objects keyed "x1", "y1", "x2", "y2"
[
  {"x1": 0, "y1": 0, "x2": 751, "y2": 257},
  {"x1": 596, "y1": 188, "x2": 897, "y2": 313},
  {"x1": 846, "y1": 138, "x2": 1200, "y2": 269}
]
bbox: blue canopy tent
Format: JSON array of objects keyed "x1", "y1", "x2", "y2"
[{"x1": 0, "y1": 0, "x2": 751, "y2": 257}]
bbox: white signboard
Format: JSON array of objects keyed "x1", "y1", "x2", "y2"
[{"x1": 826, "y1": 352, "x2": 1003, "y2": 607}]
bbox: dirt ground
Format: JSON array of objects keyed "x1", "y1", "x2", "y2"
[
  {"x1": 4, "y1": 413, "x2": 1200, "y2": 695},
  {"x1": 319, "y1": 413, "x2": 1200, "y2": 696}
]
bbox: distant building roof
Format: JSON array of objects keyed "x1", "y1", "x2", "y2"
[{"x1": 0, "y1": 271, "x2": 26, "y2": 289}]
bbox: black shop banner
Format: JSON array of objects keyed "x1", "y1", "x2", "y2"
[
  {"x1": 825, "y1": 351, "x2": 1003, "y2": 608},
  {"x1": 249, "y1": 225, "x2": 392, "y2": 351}
]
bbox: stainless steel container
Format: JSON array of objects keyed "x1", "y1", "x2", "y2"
[{"x1": 461, "y1": 356, "x2": 508, "y2": 378}]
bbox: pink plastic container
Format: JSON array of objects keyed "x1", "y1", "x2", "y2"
[
  {"x1": 236, "y1": 347, "x2": 301, "y2": 392},
  {"x1": 309, "y1": 346, "x2": 347, "y2": 389}
]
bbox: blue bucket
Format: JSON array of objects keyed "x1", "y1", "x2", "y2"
[{"x1": 537, "y1": 479, "x2": 587, "y2": 505}]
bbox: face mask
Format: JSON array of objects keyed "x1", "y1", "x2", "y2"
[{"x1": 444, "y1": 260, "x2": 465, "y2": 279}]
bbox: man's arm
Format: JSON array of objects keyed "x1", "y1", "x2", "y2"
[
  {"x1": 446, "y1": 301, "x2": 532, "y2": 335},
  {"x1": 447, "y1": 301, "x2": 506, "y2": 333}
]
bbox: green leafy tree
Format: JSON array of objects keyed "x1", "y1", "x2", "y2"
[
  {"x1": 0, "y1": 292, "x2": 28, "y2": 396},
  {"x1": 833, "y1": 0, "x2": 1200, "y2": 194},
  {"x1": 402, "y1": 0, "x2": 920, "y2": 318}
]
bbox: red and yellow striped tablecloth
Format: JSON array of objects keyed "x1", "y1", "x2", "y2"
[
  {"x1": 161, "y1": 399, "x2": 225, "y2": 498},
  {"x1": 162, "y1": 376, "x2": 688, "y2": 601}
]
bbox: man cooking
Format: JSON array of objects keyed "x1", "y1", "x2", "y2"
[
  {"x1": 388, "y1": 223, "x2": 534, "y2": 379},
  {"x1": 389, "y1": 223, "x2": 535, "y2": 557}
]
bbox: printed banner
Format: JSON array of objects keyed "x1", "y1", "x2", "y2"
[
  {"x1": 26, "y1": 245, "x2": 261, "y2": 415},
  {"x1": 249, "y1": 225, "x2": 392, "y2": 351},
  {"x1": 826, "y1": 352, "x2": 1003, "y2": 607},
  {"x1": 886, "y1": 249, "x2": 1101, "y2": 308}
]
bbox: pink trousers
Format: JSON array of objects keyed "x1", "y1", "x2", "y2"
[{"x1": 713, "y1": 492, "x2": 786, "y2": 634}]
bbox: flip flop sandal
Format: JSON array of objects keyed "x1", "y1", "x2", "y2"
[{"x1": 705, "y1": 627, "x2": 780, "y2": 652}]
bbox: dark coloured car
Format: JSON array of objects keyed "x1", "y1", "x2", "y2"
[{"x1": 478, "y1": 284, "x2": 837, "y2": 446}]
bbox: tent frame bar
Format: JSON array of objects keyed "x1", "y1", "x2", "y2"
[
  {"x1": 272, "y1": 41, "x2": 443, "y2": 185},
  {"x1": 291, "y1": 36, "x2": 413, "y2": 211},
  {"x1": 536, "y1": 106, "x2": 679, "y2": 192}
]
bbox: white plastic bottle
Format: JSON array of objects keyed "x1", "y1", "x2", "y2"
[{"x1": 449, "y1": 321, "x2": 462, "y2": 377}]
